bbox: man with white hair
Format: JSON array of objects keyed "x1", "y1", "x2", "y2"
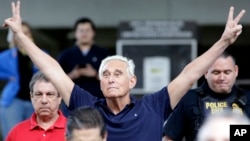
[{"x1": 3, "y1": 1, "x2": 245, "y2": 141}]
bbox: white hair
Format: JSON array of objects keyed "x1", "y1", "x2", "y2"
[
  {"x1": 197, "y1": 110, "x2": 250, "y2": 141},
  {"x1": 98, "y1": 55, "x2": 135, "y2": 79}
]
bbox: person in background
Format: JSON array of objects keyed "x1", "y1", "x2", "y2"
[
  {"x1": 0, "y1": 22, "x2": 38, "y2": 140},
  {"x1": 58, "y1": 17, "x2": 110, "y2": 99},
  {"x1": 57, "y1": 17, "x2": 110, "y2": 116},
  {"x1": 6, "y1": 71, "x2": 66, "y2": 141},
  {"x1": 3, "y1": 1, "x2": 245, "y2": 141},
  {"x1": 66, "y1": 106, "x2": 107, "y2": 141}
]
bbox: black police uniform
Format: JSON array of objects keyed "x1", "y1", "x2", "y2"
[{"x1": 163, "y1": 82, "x2": 250, "y2": 141}]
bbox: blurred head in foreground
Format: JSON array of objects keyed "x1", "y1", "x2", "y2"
[{"x1": 197, "y1": 110, "x2": 250, "y2": 141}]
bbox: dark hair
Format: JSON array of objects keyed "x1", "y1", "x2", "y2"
[
  {"x1": 220, "y1": 50, "x2": 236, "y2": 64},
  {"x1": 66, "y1": 106, "x2": 107, "y2": 140},
  {"x1": 73, "y1": 17, "x2": 96, "y2": 32}
]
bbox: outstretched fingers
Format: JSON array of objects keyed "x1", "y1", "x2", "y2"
[
  {"x1": 16, "y1": 1, "x2": 21, "y2": 18},
  {"x1": 227, "y1": 6, "x2": 234, "y2": 24},
  {"x1": 3, "y1": 1, "x2": 22, "y2": 33},
  {"x1": 11, "y1": 2, "x2": 15, "y2": 17},
  {"x1": 234, "y1": 9, "x2": 246, "y2": 24},
  {"x1": 12, "y1": 1, "x2": 20, "y2": 19}
]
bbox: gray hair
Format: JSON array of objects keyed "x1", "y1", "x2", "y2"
[
  {"x1": 29, "y1": 71, "x2": 50, "y2": 92},
  {"x1": 98, "y1": 55, "x2": 135, "y2": 79},
  {"x1": 197, "y1": 110, "x2": 250, "y2": 141}
]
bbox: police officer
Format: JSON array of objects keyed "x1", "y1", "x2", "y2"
[{"x1": 162, "y1": 51, "x2": 250, "y2": 141}]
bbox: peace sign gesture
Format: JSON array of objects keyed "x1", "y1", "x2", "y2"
[
  {"x1": 220, "y1": 7, "x2": 246, "y2": 45},
  {"x1": 3, "y1": 1, "x2": 23, "y2": 34}
]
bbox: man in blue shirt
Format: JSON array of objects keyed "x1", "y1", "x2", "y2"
[
  {"x1": 57, "y1": 17, "x2": 110, "y2": 116},
  {"x1": 3, "y1": 1, "x2": 245, "y2": 141},
  {"x1": 58, "y1": 17, "x2": 109, "y2": 99}
]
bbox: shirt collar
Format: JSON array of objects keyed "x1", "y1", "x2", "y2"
[
  {"x1": 30, "y1": 110, "x2": 66, "y2": 130},
  {"x1": 130, "y1": 95, "x2": 137, "y2": 105},
  {"x1": 99, "y1": 96, "x2": 137, "y2": 106}
]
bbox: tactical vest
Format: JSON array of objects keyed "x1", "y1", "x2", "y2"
[{"x1": 191, "y1": 86, "x2": 247, "y2": 141}]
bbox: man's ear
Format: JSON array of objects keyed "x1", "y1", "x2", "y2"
[
  {"x1": 204, "y1": 71, "x2": 208, "y2": 80},
  {"x1": 58, "y1": 94, "x2": 63, "y2": 103},
  {"x1": 235, "y1": 65, "x2": 239, "y2": 77},
  {"x1": 129, "y1": 75, "x2": 137, "y2": 89},
  {"x1": 30, "y1": 92, "x2": 33, "y2": 98}
]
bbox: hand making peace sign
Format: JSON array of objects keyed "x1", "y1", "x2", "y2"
[
  {"x1": 220, "y1": 7, "x2": 246, "y2": 45},
  {"x1": 3, "y1": 1, "x2": 23, "y2": 34}
]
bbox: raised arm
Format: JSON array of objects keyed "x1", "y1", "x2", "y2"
[
  {"x1": 168, "y1": 7, "x2": 246, "y2": 109},
  {"x1": 3, "y1": 1, "x2": 73, "y2": 106}
]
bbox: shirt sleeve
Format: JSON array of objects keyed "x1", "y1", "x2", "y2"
[
  {"x1": 162, "y1": 96, "x2": 186, "y2": 141},
  {"x1": 0, "y1": 49, "x2": 12, "y2": 79},
  {"x1": 142, "y1": 87, "x2": 172, "y2": 119},
  {"x1": 68, "y1": 84, "x2": 98, "y2": 110}
]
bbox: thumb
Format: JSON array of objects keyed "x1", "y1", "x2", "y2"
[
  {"x1": 3, "y1": 18, "x2": 17, "y2": 32},
  {"x1": 236, "y1": 30, "x2": 242, "y2": 36},
  {"x1": 3, "y1": 18, "x2": 12, "y2": 28},
  {"x1": 232, "y1": 24, "x2": 243, "y2": 33}
]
